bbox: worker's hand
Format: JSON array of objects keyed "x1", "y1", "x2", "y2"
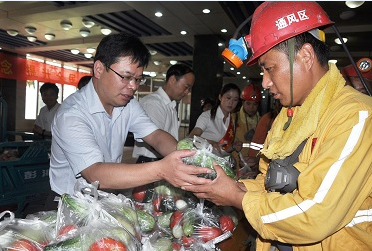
[{"x1": 182, "y1": 162, "x2": 246, "y2": 209}]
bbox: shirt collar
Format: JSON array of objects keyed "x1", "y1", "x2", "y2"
[{"x1": 158, "y1": 87, "x2": 177, "y2": 108}]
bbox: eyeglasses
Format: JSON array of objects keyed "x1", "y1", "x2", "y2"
[{"x1": 106, "y1": 65, "x2": 147, "y2": 86}]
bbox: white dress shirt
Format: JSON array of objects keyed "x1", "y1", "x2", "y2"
[
  {"x1": 49, "y1": 81, "x2": 158, "y2": 195},
  {"x1": 35, "y1": 103, "x2": 60, "y2": 131},
  {"x1": 194, "y1": 106, "x2": 230, "y2": 142},
  {"x1": 132, "y1": 87, "x2": 179, "y2": 159}
]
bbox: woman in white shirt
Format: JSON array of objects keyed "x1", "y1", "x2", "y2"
[{"x1": 189, "y1": 83, "x2": 242, "y2": 157}]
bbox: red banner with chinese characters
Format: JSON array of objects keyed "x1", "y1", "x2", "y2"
[{"x1": 0, "y1": 52, "x2": 91, "y2": 87}]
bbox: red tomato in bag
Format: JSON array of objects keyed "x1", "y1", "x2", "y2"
[
  {"x1": 181, "y1": 236, "x2": 196, "y2": 248},
  {"x1": 132, "y1": 185, "x2": 147, "y2": 202},
  {"x1": 88, "y1": 237, "x2": 127, "y2": 251},
  {"x1": 170, "y1": 210, "x2": 184, "y2": 229},
  {"x1": 9, "y1": 239, "x2": 39, "y2": 251},
  {"x1": 219, "y1": 215, "x2": 235, "y2": 233},
  {"x1": 58, "y1": 224, "x2": 78, "y2": 236},
  {"x1": 197, "y1": 226, "x2": 223, "y2": 242}
]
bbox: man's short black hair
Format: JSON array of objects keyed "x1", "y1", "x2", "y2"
[
  {"x1": 94, "y1": 31, "x2": 151, "y2": 69},
  {"x1": 166, "y1": 64, "x2": 194, "y2": 82},
  {"x1": 40, "y1": 82, "x2": 59, "y2": 95}
]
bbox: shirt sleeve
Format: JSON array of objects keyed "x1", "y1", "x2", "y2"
[
  {"x1": 194, "y1": 111, "x2": 211, "y2": 131},
  {"x1": 141, "y1": 96, "x2": 167, "y2": 130}
]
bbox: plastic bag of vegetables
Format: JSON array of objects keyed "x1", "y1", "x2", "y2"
[
  {"x1": 0, "y1": 210, "x2": 52, "y2": 250},
  {"x1": 47, "y1": 180, "x2": 142, "y2": 250},
  {"x1": 177, "y1": 136, "x2": 236, "y2": 179}
]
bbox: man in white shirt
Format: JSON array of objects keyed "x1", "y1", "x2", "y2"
[
  {"x1": 132, "y1": 64, "x2": 195, "y2": 162},
  {"x1": 33, "y1": 82, "x2": 60, "y2": 138},
  {"x1": 46, "y1": 32, "x2": 210, "y2": 209}
]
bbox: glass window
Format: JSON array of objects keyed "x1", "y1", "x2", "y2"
[{"x1": 25, "y1": 80, "x2": 39, "y2": 119}]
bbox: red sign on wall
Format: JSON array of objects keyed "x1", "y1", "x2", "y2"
[{"x1": 0, "y1": 52, "x2": 91, "y2": 87}]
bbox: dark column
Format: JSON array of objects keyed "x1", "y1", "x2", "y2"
[
  {"x1": 0, "y1": 78, "x2": 16, "y2": 141},
  {"x1": 189, "y1": 35, "x2": 224, "y2": 132}
]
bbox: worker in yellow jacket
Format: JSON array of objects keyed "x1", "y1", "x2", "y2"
[{"x1": 184, "y1": 1, "x2": 372, "y2": 250}]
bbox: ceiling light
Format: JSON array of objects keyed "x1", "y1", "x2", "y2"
[
  {"x1": 260, "y1": 72, "x2": 264, "y2": 76},
  {"x1": 149, "y1": 50, "x2": 157, "y2": 56},
  {"x1": 203, "y1": 9, "x2": 210, "y2": 14},
  {"x1": 170, "y1": 60, "x2": 177, "y2": 65},
  {"x1": 154, "y1": 60, "x2": 161, "y2": 66},
  {"x1": 334, "y1": 37, "x2": 348, "y2": 44},
  {"x1": 27, "y1": 36, "x2": 37, "y2": 42},
  {"x1": 86, "y1": 47, "x2": 96, "y2": 53},
  {"x1": 237, "y1": 72, "x2": 241, "y2": 75},
  {"x1": 82, "y1": 19, "x2": 95, "y2": 28},
  {"x1": 25, "y1": 26, "x2": 37, "y2": 34},
  {"x1": 230, "y1": 67, "x2": 234, "y2": 71},
  {"x1": 218, "y1": 43, "x2": 223, "y2": 47},
  {"x1": 84, "y1": 53, "x2": 93, "y2": 59},
  {"x1": 345, "y1": 1, "x2": 364, "y2": 8},
  {"x1": 155, "y1": 12, "x2": 163, "y2": 17},
  {"x1": 221, "y1": 29, "x2": 227, "y2": 33},
  {"x1": 150, "y1": 72, "x2": 157, "y2": 77},
  {"x1": 60, "y1": 20, "x2": 72, "y2": 30},
  {"x1": 100, "y1": 28, "x2": 112, "y2": 35},
  {"x1": 71, "y1": 49, "x2": 80, "y2": 55},
  {"x1": 45, "y1": 33, "x2": 55, "y2": 40},
  {"x1": 79, "y1": 28, "x2": 90, "y2": 37},
  {"x1": 180, "y1": 30, "x2": 187, "y2": 35},
  {"x1": 7, "y1": 29, "x2": 18, "y2": 36}
]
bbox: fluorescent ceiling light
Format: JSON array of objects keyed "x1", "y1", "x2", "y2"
[
  {"x1": 27, "y1": 36, "x2": 37, "y2": 42},
  {"x1": 345, "y1": 1, "x2": 364, "y2": 8},
  {"x1": 203, "y1": 9, "x2": 210, "y2": 14},
  {"x1": 86, "y1": 47, "x2": 96, "y2": 53},
  {"x1": 79, "y1": 28, "x2": 90, "y2": 37},
  {"x1": 334, "y1": 37, "x2": 348, "y2": 44},
  {"x1": 60, "y1": 20, "x2": 72, "y2": 30},
  {"x1": 7, "y1": 29, "x2": 18, "y2": 36},
  {"x1": 100, "y1": 28, "x2": 112, "y2": 35},
  {"x1": 45, "y1": 33, "x2": 55, "y2": 40},
  {"x1": 155, "y1": 12, "x2": 163, "y2": 17},
  {"x1": 25, "y1": 26, "x2": 37, "y2": 34},
  {"x1": 82, "y1": 19, "x2": 95, "y2": 28},
  {"x1": 71, "y1": 49, "x2": 80, "y2": 55}
]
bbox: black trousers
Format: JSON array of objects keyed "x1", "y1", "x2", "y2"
[{"x1": 44, "y1": 190, "x2": 60, "y2": 211}]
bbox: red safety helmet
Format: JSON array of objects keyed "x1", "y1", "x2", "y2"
[
  {"x1": 241, "y1": 84, "x2": 262, "y2": 102},
  {"x1": 245, "y1": 1, "x2": 334, "y2": 66},
  {"x1": 341, "y1": 58, "x2": 372, "y2": 80}
]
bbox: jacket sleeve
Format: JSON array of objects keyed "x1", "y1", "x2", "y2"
[{"x1": 242, "y1": 105, "x2": 372, "y2": 244}]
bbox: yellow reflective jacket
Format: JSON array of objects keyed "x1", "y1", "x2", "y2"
[{"x1": 241, "y1": 86, "x2": 372, "y2": 250}]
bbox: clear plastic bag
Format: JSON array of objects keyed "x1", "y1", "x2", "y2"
[
  {"x1": 46, "y1": 180, "x2": 141, "y2": 251},
  {"x1": 177, "y1": 136, "x2": 236, "y2": 179},
  {"x1": 0, "y1": 210, "x2": 52, "y2": 250}
]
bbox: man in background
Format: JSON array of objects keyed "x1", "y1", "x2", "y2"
[
  {"x1": 33, "y1": 82, "x2": 60, "y2": 138},
  {"x1": 341, "y1": 57, "x2": 372, "y2": 95},
  {"x1": 132, "y1": 64, "x2": 195, "y2": 163}
]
